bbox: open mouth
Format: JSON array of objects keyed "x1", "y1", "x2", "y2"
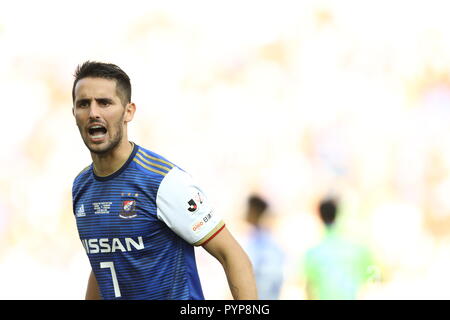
[{"x1": 88, "y1": 124, "x2": 107, "y2": 139}]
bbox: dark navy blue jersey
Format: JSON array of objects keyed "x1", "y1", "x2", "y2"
[{"x1": 72, "y1": 143, "x2": 225, "y2": 300}]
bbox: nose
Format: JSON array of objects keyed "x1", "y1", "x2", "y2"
[{"x1": 88, "y1": 101, "x2": 102, "y2": 119}]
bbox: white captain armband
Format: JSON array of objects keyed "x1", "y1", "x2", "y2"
[{"x1": 156, "y1": 167, "x2": 225, "y2": 246}]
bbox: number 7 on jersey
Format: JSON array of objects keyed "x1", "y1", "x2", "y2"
[{"x1": 100, "y1": 261, "x2": 122, "y2": 298}]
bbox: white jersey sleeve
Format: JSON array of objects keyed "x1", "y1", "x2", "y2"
[{"x1": 156, "y1": 167, "x2": 225, "y2": 246}]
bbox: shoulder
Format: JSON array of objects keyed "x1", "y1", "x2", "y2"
[
  {"x1": 72, "y1": 164, "x2": 92, "y2": 196},
  {"x1": 132, "y1": 145, "x2": 179, "y2": 178},
  {"x1": 73, "y1": 164, "x2": 91, "y2": 184}
]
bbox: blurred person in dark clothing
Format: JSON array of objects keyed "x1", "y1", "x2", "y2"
[
  {"x1": 303, "y1": 197, "x2": 375, "y2": 300},
  {"x1": 243, "y1": 195, "x2": 285, "y2": 300}
]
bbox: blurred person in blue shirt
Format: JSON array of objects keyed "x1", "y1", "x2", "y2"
[
  {"x1": 243, "y1": 195, "x2": 285, "y2": 300},
  {"x1": 303, "y1": 197, "x2": 375, "y2": 300}
]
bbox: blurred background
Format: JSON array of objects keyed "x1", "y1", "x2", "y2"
[{"x1": 1, "y1": 0, "x2": 450, "y2": 299}]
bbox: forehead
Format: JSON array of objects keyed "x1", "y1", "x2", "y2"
[{"x1": 74, "y1": 77, "x2": 119, "y2": 100}]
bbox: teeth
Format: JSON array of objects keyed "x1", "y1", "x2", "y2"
[
  {"x1": 91, "y1": 133, "x2": 106, "y2": 138},
  {"x1": 88, "y1": 124, "x2": 106, "y2": 138}
]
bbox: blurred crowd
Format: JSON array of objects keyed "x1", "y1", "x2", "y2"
[{"x1": 1, "y1": 0, "x2": 450, "y2": 299}]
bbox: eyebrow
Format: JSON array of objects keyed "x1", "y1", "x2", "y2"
[
  {"x1": 75, "y1": 98, "x2": 90, "y2": 106},
  {"x1": 75, "y1": 97, "x2": 114, "y2": 106},
  {"x1": 96, "y1": 98, "x2": 114, "y2": 104}
]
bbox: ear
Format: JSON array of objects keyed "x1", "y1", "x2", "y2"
[{"x1": 124, "y1": 102, "x2": 136, "y2": 123}]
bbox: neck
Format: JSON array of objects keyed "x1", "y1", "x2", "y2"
[{"x1": 91, "y1": 139, "x2": 134, "y2": 177}]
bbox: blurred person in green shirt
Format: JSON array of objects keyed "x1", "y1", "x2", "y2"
[{"x1": 303, "y1": 197, "x2": 375, "y2": 300}]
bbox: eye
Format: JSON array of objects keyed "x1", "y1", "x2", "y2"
[
  {"x1": 98, "y1": 99, "x2": 112, "y2": 107},
  {"x1": 77, "y1": 100, "x2": 89, "y2": 108}
]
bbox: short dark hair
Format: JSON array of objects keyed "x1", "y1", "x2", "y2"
[
  {"x1": 318, "y1": 198, "x2": 337, "y2": 226},
  {"x1": 72, "y1": 61, "x2": 132, "y2": 105},
  {"x1": 248, "y1": 195, "x2": 268, "y2": 215}
]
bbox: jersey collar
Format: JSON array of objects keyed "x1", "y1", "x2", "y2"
[{"x1": 92, "y1": 142, "x2": 139, "y2": 182}]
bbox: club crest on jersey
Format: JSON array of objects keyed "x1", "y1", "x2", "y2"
[{"x1": 119, "y1": 200, "x2": 137, "y2": 219}]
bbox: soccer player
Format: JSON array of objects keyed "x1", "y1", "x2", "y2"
[
  {"x1": 243, "y1": 195, "x2": 284, "y2": 299},
  {"x1": 71, "y1": 61, "x2": 257, "y2": 300},
  {"x1": 303, "y1": 197, "x2": 374, "y2": 299}
]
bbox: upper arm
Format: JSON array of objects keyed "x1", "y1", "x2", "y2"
[
  {"x1": 156, "y1": 167, "x2": 224, "y2": 246},
  {"x1": 85, "y1": 269, "x2": 101, "y2": 300}
]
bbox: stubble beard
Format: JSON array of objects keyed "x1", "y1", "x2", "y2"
[{"x1": 81, "y1": 115, "x2": 125, "y2": 156}]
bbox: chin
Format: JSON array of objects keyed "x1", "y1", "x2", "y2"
[
  {"x1": 89, "y1": 146, "x2": 111, "y2": 155},
  {"x1": 88, "y1": 139, "x2": 122, "y2": 155},
  {"x1": 84, "y1": 141, "x2": 111, "y2": 155}
]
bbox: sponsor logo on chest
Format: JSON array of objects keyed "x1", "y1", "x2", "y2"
[{"x1": 81, "y1": 237, "x2": 145, "y2": 254}]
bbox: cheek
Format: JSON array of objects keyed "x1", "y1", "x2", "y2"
[
  {"x1": 114, "y1": 110, "x2": 127, "y2": 125},
  {"x1": 74, "y1": 115, "x2": 83, "y2": 127},
  {"x1": 74, "y1": 113, "x2": 88, "y2": 130},
  {"x1": 104, "y1": 113, "x2": 122, "y2": 132}
]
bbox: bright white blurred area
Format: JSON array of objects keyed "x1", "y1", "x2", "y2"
[{"x1": 1, "y1": 0, "x2": 450, "y2": 299}]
